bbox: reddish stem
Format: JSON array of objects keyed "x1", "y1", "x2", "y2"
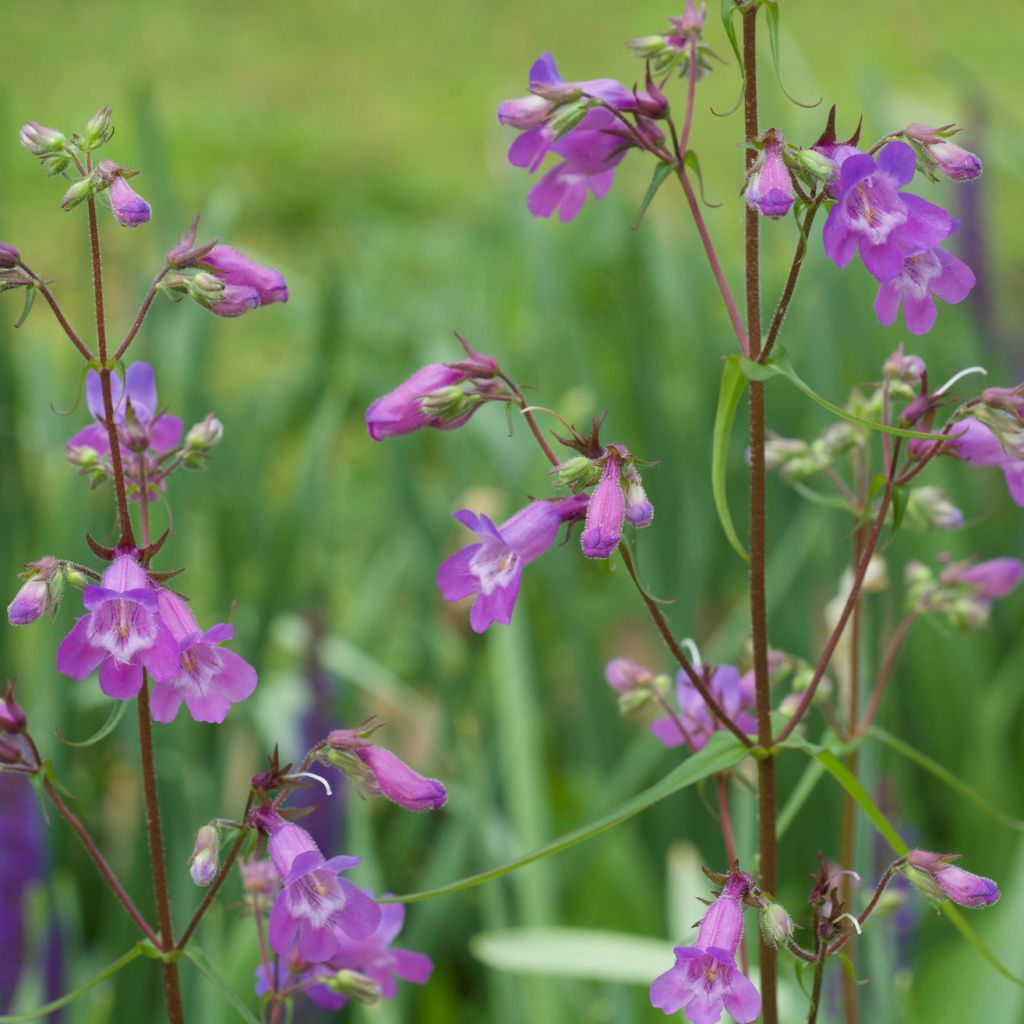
[
  {"x1": 18, "y1": 263, "x2": 93, "y2": 361},
  {"x1": 177, "y1": 826, "x2": 250, "y2": 949},
  {"x1": 113, "y1": 266, "x2": 170, "y2": 363}
]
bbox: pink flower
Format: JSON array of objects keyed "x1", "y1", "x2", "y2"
[
  {"x1": 96, "y1": 161, "x2": 151, "y2": 227},
  {"x1": 201, "y1": 245, "x2": 288, "y2": 308},
  {"x1": 327, "y1": 730, "x2": 446, "y2": 811},
  {"x1": 905, "y1": 850, "x2": 1000, "y2": 907},
  {"x1": 581, "y1": 448, "x2": 626, "y2": 558},
  {"x1": 873, "y1": 245, "x2": 974, "y2": 335}
]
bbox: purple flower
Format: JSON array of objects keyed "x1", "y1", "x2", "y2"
[
  {"x1": 0, "y1": 242, "x2": 19, "y2": 269},
  {"x1": 745, "y1": 130, "x2": 794, "y2": 220},
  {"x1": 525, "y1": 108, "x2": 653, "y2": 222},
  {"x1": 7, "y1": 557, "x2": 63, "y2": 625},
  {"x1": 55, "y1": 553, "x2": 179, "y2": 700},
  {"x1": 255, "y1": 811, "x2": 382, "y2": 962},
  {"x1": 581, "y1": 448, "x2": 626, "y2": 558},
  {"x1": 201, "y1": 244, "x2": 289, "y2": 308},
  {"x1": 148, "y1": 590, "x2": 257, "y2": 724},
  {"x1": 905, "y1": 850, "x2": 1000, "y2": 907},
  {"x1": 437, "y1": 495, "x2": 588, "y2": 632},
  {"x1": 942, "y1": 557, "x2": 1024, "y2": 599},
  {"x1": 327, "y1": 730, "x2": 446, "y2": 811},
  {"x1": 904, "y1": 124, "x2": 982, "y2": 181},
  {"x1": 499, "y1": 53, "x2": 636, "y2": 172},
  {"x1": 67, "y1": 362, "x2": 184, "y2": 482},
  {"x1": 605, "y1": 656, "x2": 654, "y2": 694},
  {"x1": 948, "y1": 418, "x2": 1024, "y2": 506},
  {"x1": 189, "y1": 826, "x2": 220, "y2": 886},
  {"x1": 650, "y1": 664, "x2": 757, "y2": 751},
  {"x1": 873, "y1": 244, "x2": 974, "y2": 335},
  {"x1": 0, "y1": 684, "x2": 27, "y2": 735},
  {"x1": 95, "y1": 161, "x2": 151, "y2": 227},
  {"x1": 650, "y1": 870, "x2": 760, "y2": 1024},
  {"x1": 623, "y1": 461, "x2": 654, "y2": 527},
  {"x1": 823, "y1": 142, "x2": 954, "y2": 281},
  {"x1": 366, "y1": 364, "x2": 477, "y2": 440}
]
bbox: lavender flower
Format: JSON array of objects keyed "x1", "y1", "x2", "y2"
[
  {"x1": 189, "y1": 826, "x2": 220, "y2": 886},
  {"x1": 623, "y1": 461, "x2": 654, "y2": 527},
  {"x1": 255, "y1": 810, "x2": 381, "y2": 962},
  {"x1": 148, "y1": 590, "x2": 257, "y2": 724},
  {"x1": 366, "y1": 364, "x2": 480, "y2": 440},
  {"x1": 904, "y1": 850, "x2": 1000, "y2": 907},
  {"x1": 650, "y1": 664, "x2": 757, "y2": 751},
  {"x1": 823, "y1": 142, "x2": 954, "y2": 281},
  {"x1": 745, "y1": 130, "x2": 794, "y2": 220},
  {"x1": 904, "y1": 124, "x2": 982, "y2": 181},
  {"x1": 96, "y1": 161, "x2": 151, "y2": 227},
  {"x1": 326, "y1": 730, "x2": 447, "y2": 811},
  {"x1": 873, "y1": 245, "x2": 975, "y2": 334},
  {"x1": 7, "y1": 557, "x2": 63, "y2": 625},
  {"x1": 948, "y1": 417, "x2": 1024, "y2": 506},
  {"x1": 605, "y1": 656, "x2": 654, "y2": 694},
  {"x1": 201, "y1": 244, "x2": 289, "y2": 308},
  {"x1": 650, "y1": 870, "x2": 761, "y2": 1024},
  {"x1": 581, "y1": 448, "x2": 626, "y2": 558},
  {"x1": 55, "y1": 552, "x2": 179, "y2": 700},
  {"x1": 437, "y1": 495, "x2": 588, "y2": 631}
]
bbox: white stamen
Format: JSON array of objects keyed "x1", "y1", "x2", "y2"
[
  {"x1": 680, "y1": 638, "x2": 702, "y2": 667},
  {"x1": 934, "y1": 366, "x2": 987, "y2": 397},
  {"x1": 288, "y1": 771, "x2": 333, "y2": 796},
  {"x1": 836, "y1": 912, "x2": 863, "y2": 935}
]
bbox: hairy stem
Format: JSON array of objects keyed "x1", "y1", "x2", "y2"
[
  {"x1": 177, "y1": 826, "x2": 250, "y2": 950},
  {"x1": 806, "y1": 954, "x2": 827, "y2": 1024},
  {"x1": 42, "y1": 776, "x2": 160, "y2": 945},
  {"x1": 113, "y1": 265, "x2": 170, "y2": 363},
  {"x1": 86, "y1": 196, "x2": 135, "y2": 548},
  {"x1": 137, "y1": 682, "x2": 185, "y2": 1023},
  {"x1": 498, "y1": 371, "x2": 559, "y2": 466}
]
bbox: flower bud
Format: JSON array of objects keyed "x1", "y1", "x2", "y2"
[
  {"x1": 668, "y1": 0, "x2": 707, "y2": 39},
  {"x1": 189, "y1": 825, "x2": 220, "y2": 886},
  {"x1": 904, "y1": 486, "x2": 963, "y2": 531},
  {"x1": 883, "y1": 345, "x2": 926, "y2": 385},
  {"x1": 67, "y1": 445, "x2": 100, "y2": 470},
  {"x1": 323, "y1": 969, "x2": 382, "y2": 1005},
  {"x1": 626, "y1": 35, "x2": 669, "y2": 59},
  {"x1": 186, "y1": 271, "x2": 228, "y2": 305},
  {"x1": 84, "y1": 106, "x2": 114, "y2": 149},
  {"x1": 20, "y1": 121, "x2": 70, "y2": 176},
  {"x1": 418, "y1": 385, "x2": 483, "y2": 425},
  {"x1": 95, "y1": 161, "x2": 151, "y2": 227},
  {"x1": 605, "y1": 656, "x2": 654, "y2": 694},
  {"x1": 64, "y1": 567, "x2": 88, "y2": 588},
  {"x1": 904, "y1": 124, "x2": 982, "y2": 181},
  {"x1": 904, "y1": 849, "x2": 999, "y2": 908},
  {"x1": 8, "y1": 557, "x2": 63, "y2": 625},
  {"x1": 622, "y1": 462, "x2": 654, "y2": 527},
  {"x1": 239, "y1": 856, "x2": 279, "y2": 914},
  {"x1": 581, "y1": 448, "x2": 626, "y2": 559},
  {"x1": 759, "y1": 901, "x2": 793, "y2": 948},
  {"x1": 60, "y1": 175, "x2": 99, "y2": 212},
  {"x1": 745, "y1": 129, "x2": 795, "y2": 220},
  {"x1": 794, "y1": 147, "x2": 835, "y2": 183},
  {"x1": 552, "y1": 455, "x2": 603, "y2": 492},
  {"x1": 185, "y1": 414, "x2": 224, "y2": 451},
  {"x1": 0, "y1": 683, "x2": 27, "y2": 735},
  {"x1": 0, "y1": 243, "x2": 20, "y2": 270},
  {"x1": 981, "y1": 385, "x2": 1024, "y2": 420}
]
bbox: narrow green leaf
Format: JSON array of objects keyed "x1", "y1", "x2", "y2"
[
  {"x1": 55, "y1": 699, "x2": 129, "y2": 748},
  {"x1": 181, "y1": 944, "x2": 263, "y2": 1024},
  {"x1": 942, "y1": 904, "x2": 1024, "y2": 987},
  {"x1": 738, "y1": 349, "x2": 954, "y2": 441},
  {"x1": 763, "y1": 1, "x2": 819, "y2": 108},
  {"x1": 471, "y1": 928, "x2": 670, "y2": 983},
  {"x1": 890, "y1": 483, "x2": 908, "y2": 534},
  {"x1": 632, "y1": 161, "x2": 674, "y2": 230},
  {"x1": 385, "y1": 731, "x2": 749, "y2": 904},
  {"x1": 711, "y1": 357, "x2": 749, "y2": 562},
  {"x1": 683, "y1": 151, "x2": 721, "y2": 208},
  {"x1": 715, "y1": 0, "x2": 745, "y2": 117},
  {"x1": 13, "y1": 284, "x2": 36, "y2": 329},
  {"x1": 0, "y1": 946, "x2": 141, "y2": 1022},
  {"x1": 870, "y1": 727, "x2": 1024, "y2": 834}
]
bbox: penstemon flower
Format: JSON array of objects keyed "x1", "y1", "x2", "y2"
[
  {"x1": 650, "y1": 664, "x2": 757, "y2": 751},
  {"x1": 873, "y1": 244, "x2": 975, "y2": 334},
  {"x1": 904, "y1": 850, "x2": 1000, "y2": 908}
]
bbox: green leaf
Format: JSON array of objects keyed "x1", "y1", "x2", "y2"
[
  {"x1": 715, "y1": 0, "x2": 746, "y2": 117},
  {"x1": 738, "y1": 349, "x2": 953, "y2": 441},
  {"x1": 683, "y1": 151, "x2": 720, "y2": 208},
  {"x1": 13, "y1": 284, "x2": 36, "y2": 329},
  {"x1": 0, "y1": 945, "x2": 141, "y2": 1022},
  {"x1": 632, "y1": 161, "x2": 674, "y2": 230},
  {"x1": 385, "y1": 730, "x2": 749, "y2": 904},
  {"x1": 180, "y1": 943, "x2": 263, "y2": 1024},
  {"x1": 711, "y1": 358, "x2": 749, "y2": 562},
  {"x1": 870, "y1": 727, "x2": 1024, "y2": 834},
  {"x1": 763, "y1": 1, "x2": 820, "y2": 108},
  {"x1": 471, "y1": 928, "x2": 670, "y2": 983},
  {"x1": 55, "y1": 699, "x2": 129, "y2": 748},
  {"x1": 942, "y1": 905, "x2": 1024, "y2": 987}
]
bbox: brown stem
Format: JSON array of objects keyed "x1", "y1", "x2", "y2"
[
  {"x1": 807, "y1": 954, "x2": 827, "y2": 1024},
  {"x1": 137, "y1": 681, "x2": 185, "y2": 1023},
  {"x1": 497, "y1": 371, "x2": 559, "y2": 466},
  {"x1": 42, "y1": 776, "x2": 160, "y2": 945},
  {"x1": 759, "y1": 197, "x2": 825, "y2": 365},
  {"x1": 113, "y1": 266, "x2": 170, "y2": 363},
  {"x1": 18, "y1": 263, "x2": 93, "y2": 361},
  {"x1": 86, "y1": 196, "x2": 135, "y2": 549},
  {"x1": 775, "y1": 440, "x2": 903, "y2": 745},
  {"x1": 619, "y1": 544, "x2": 754, "y2": 747},
  {"x1": 858, "y1": 614, "x2": 917, "y2": 733}
]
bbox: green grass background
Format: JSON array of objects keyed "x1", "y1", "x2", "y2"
[{"x1": 1, "y1": 1, "x2": 1022, "y2": 1021}]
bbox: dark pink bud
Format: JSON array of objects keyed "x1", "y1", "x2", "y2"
[
  {"x1": 0, "y1": 683, "x2": 27, "y2": 734},
  {"x1": 201, "y1": 245, "x2": 288, "y2": 307},
  {"x1": 0, "y1": 242, "x2": 20, "y2": 269},
  {"x1": 905, "y1": 849, "x2": 1000, "y2": 907},
  {"x1": 581, "y1": 448, "x2": 626, "y2": 558},
  {"x1": 746, "y1": 129, "x2": 794, "y2": 220}
]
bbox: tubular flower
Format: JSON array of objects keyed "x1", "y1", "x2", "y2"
[
  {"x1": 366, "y1": 364, "x2": 480, "y2": 440},
  {"x1": 650, "y1": 870, "x2": 761, "y2": 1024},
  {"x1": 149, "y1": 590, "x2": 257, "y2": 724},
  {"x1": 904, "y1": 124, "x2": 982, "y2": 181},
  {"x1": 56, "y1": 553, "x2": 179, "y2": 699},
  {"x1": 823, "y1": 142, "x2": 955, "y2": 282},
  {"x1": 904, "y1": 850, "x2": 1000, "y2": 908},
  {"x1": 326, "y1": 730, "x2": 447, "y2": 812},
  {"x1": 947, "y1": 416, "x2": 1024, "y2": 505},
  {"x1": 581, "y1": 447, "x2": 627, "y2": 558},
  {"x1": 254, "y1": 810, "x2": 382, "y2": 963},
  {"x1": 745, "y1": 130, "x2": 794, "y2": 220},
  {"x1": 96, "y1": 161, "x2": 151, "y2": 226},
  {"x1": 201, "y1": 244, "x2": 288, "y2": 308},
  {"x1": 650, "y1": 664, "x2": 757, "y2": 751},
  {"x1": 437, "y1": 495, "x2": 588, "y2": 632}
]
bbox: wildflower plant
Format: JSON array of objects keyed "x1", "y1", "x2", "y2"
[{"x1": 2, "y1": 5, "x2": 1021, "y2": 1024}]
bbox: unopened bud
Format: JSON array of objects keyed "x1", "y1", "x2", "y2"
[
  {"x1": 122, "y1": 401, "x2": 150, "y2": 452},
  {"x1": 0, "y1": 270, "x2": 33, "y2": 293},
  {"x1": 794, "y1": 147, "x2": 835, "y2": 182},
  {"x1": 552, "y1": 456, "x2": 602, "y2": 492},
  {"x1": 0, "y1": 683, "x2": 27, "y2": 734},
  {"x1": 60, "y1": 175, "x2": 98, "y2": 212},
  {"x1": 185, "y1": 415, "x2": 224, "y2": 454},
  {"x1": 904, "y1": 486, "x2": 963, "y2": 531},
  {"x1": 187, "y1": 271, "x2": 227, "y2": 306},
  {"x1": 324, "y1": 970, "x2": 381, "y2": 1005},
  {"x1": 20, "y1": 121, "x2": 65, "y2": 156},
  {"x1": 84, "y1": 106, "x2": 114, "y2": 149},
  {"x1": 419, "y1": 385, "x2": 481, "y2": 424},
  {"x1": 189, "y1": 825, "x2": 220, "y2": 886},
  {"x1": 626, "y1": 35, "x2": 668, "y2": 58},
  {"x1": 64, "y1": 567, "x2": 88, "y2": 588},
  {"x1": 547, "y1": 100, "x2": 590, "y2": 140},
  {"x1": 622, "y1": 462, "x2": 654, "y2": 527},
  {"x1": 759, "y1": 901, "x2": 793, "y2": 948},
  {"x1": 240, "y1": 856, "x2": 278, "y2": 914},
  {"x1": 8, "y1": 557, "x2": 63, "y2": 625},
  {"x1": 0, "y1": 242, "x2": 20, "y2": 270},
  {"x1": 67, "y1": 445, "x2": 100, "y2": 470}
]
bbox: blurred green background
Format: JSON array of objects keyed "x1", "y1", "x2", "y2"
[{"x1": 1, "y1": 1, "x2": 1022, "y2": 1022}]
